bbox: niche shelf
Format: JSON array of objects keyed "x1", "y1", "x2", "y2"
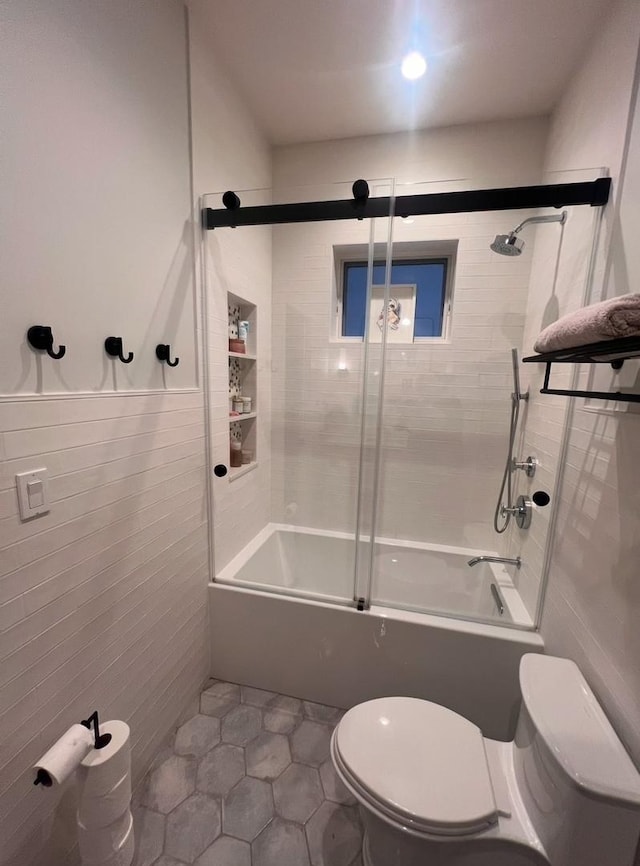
[
  {"x1": 522, "y1": 336, "x2": 640, "y2": 403},
  {"x1": 228, "y1": 293, "x2": 257, "y2": 478},
  {"x1": 228, "y1": 461, "x2": 259, "y2": 482},
  {"x1": 228, "y1": 412, "x2": 257, "y2": 423}
]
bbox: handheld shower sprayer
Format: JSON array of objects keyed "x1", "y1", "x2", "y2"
[
  {"x1": 493, "y1": 349, "x2": 528, "y2": 534},
  {"x1": 510, "y1": 346, "x2": 526, "y2": 404}
]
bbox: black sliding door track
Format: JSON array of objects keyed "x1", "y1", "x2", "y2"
[{"x1": 203, "y1": 177, "x2": 611, "y2": 230}]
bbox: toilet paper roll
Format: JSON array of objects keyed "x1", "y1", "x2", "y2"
[
  {"x1": 77, "y1": 771, "x2": 131, "y2": 829},
  {"x1": 34, "y1": 724, "x2": 94, "y2": 786},
  {"x1": 78, "y1": 721, "x2": 130, "y2": 798},
  {"x1": 78, "y1": 808, "x2": 132, "y2": 864},
  {"x1": 93, "y1": 818, "x2": 134, "y2": 866}
]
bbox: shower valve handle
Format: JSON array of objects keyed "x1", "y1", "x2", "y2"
[
  {"x1": 501, "y1": 503, "x2": 526, "y2": 517},
  {"x1": 512, "y1": 456, "x2": 537, "y2": 477},
  {"x1": 501, "y1": 495, "x2": 532, "y2": 529}
]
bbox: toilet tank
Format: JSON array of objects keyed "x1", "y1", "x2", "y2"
[{"x1": 513, "y1": 654, "x2": 640, "y2": 866}]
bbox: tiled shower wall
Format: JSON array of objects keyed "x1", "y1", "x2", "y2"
[
  {"x1": 271, "y1": 119, "x2": 547, "y2": 555},
  {"x1": 189, "y1": 1, "x2": 273, "y2": 574},
  {"x1": 519, "y1": 0, "x2": 640, "y2": 780},
  {"x1": 504, "y1": 192, "x2": 602, "y2": 619}
]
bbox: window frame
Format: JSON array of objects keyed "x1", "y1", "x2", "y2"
[{"x1": 334, "y1": 243, "x2": 456, "y2": 343}]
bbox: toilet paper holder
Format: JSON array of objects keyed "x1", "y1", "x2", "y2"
[
  {"x1": 34, "y1": 710, "x2": 112, "y2": 786},
  {"x1": 81, "y1": 711, "x2": 113, "y2": 750}
]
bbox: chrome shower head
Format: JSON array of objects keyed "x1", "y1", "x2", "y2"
[
  {"x1": 490, "y1": 211, "x2": 567, "y2": 257},
  {"x1": 491, "y1": 233, "x2": 525, "y2": 256}
]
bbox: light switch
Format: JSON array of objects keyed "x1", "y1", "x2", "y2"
[
  {"x1": 27, "y1": 479, "x2": 44, "y2": 508},
  {"x1": 16, "y1": 469, "x2": 49, "y2": 520}
]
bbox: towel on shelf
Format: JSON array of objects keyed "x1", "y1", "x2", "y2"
[{"x1": 534, "y1": 293, "x2": 640, "y2": 353}]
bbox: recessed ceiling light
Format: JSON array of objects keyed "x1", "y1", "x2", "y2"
[{"x1": 401, "y1": 51, "x2": 427, "y2": 81}]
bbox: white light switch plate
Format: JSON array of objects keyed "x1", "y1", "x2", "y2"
[{"x1": 16, "y1": 468, "x2": 50, "y2": 520}]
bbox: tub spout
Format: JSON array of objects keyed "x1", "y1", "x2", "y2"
[{"x1": 467, "y1": 555, "x2": 521, "y2": 569}]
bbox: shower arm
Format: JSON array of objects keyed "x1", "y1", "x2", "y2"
[{"x1": 511, "y1": 212, "x2": 567, "y2": 236}]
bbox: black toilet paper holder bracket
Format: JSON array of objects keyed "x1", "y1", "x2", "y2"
[{"x1": 81, "y1": 710, "x2": 112, "y2": 750}]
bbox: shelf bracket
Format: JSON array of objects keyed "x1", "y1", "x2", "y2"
[{"x1": 541, "y1": 361, "x2": 640, "y2": 403}]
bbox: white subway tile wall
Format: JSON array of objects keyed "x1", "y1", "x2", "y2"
[
  {"x1": 204, "y1": 223, "x2": 272, "y2": 572},
  {"x1": 270, "y1": 123, "x2": 548, "y2": 584},
  {"x1": 189, "y1": 0, "x2": 274, "y2": 577},
  {"x1": 532, "y1": 0, "x2": 640, "y2": 776},
  {"x1": 0, "y1": 392, "x2": 209, "y2": 865},
  {"x1": 0, "y1": 0, "x2": 274, "y2": 861},
  {"x1": 270, "y1": 193, "x2": 539, "y2": 556},
  {"x1": 505, "y1": 197, "x2": 600, "y2": 619}
]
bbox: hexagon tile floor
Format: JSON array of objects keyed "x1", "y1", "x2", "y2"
[{"x1": 132, "y1": 681, "x2": 363, "y2": 866}]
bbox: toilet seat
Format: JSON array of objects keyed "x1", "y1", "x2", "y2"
[{"x1": 332, "y1": 697, "x2": 498, "y2": 837}]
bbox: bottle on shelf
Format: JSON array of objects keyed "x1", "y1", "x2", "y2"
[{"x1": 230, "y1": 438, "x2": 243, "y2": 468}]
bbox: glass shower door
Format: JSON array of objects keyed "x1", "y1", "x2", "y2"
[
  {"x1": 363, "y1": 175, "x2": 603, "y2": 630},
  {"x1": 365, "y1": 177, "x2": 521, "y2": 626},
  {"x1": 204, "y1": 180, "x2": 394, "y2": 609}
]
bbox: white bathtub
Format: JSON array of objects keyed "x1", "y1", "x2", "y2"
[
  {"x1": 210, "y1": 525, "x2": 543, "y2": 740},
  {"x1": 216, "y1": 524, "x2": 532, "y2": 627}
]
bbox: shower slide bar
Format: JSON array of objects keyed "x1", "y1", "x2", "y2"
[{"x1": 203, "y1": 177, "x2": 611, "y2": 230}]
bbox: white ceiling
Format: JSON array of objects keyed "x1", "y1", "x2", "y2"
[{"x1": 194, "y1": 0, "x2": 612, "y2": 146}]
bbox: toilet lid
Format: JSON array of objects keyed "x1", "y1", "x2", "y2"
[{"x1": 333, "y1": 697, "x2": 497, "y2": 836}]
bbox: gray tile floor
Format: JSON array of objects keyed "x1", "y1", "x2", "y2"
[{"x1": 133, "y1": 681, "x2": 363, "y2": 866}]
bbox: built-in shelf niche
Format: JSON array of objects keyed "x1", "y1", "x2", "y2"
[{"x1": 228, "y1": 292, "x2": 258, "y2": 479}]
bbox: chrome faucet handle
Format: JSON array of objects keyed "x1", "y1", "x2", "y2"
[
  {"x1": 512, "y1": 455, "x2": 537, "y2": 478},
  {"x1": 501, "y1": 496, "x2": 532, "y2": 530},
  {"x1": 501, "y1": 504, "x2": 525, "y2": 517}
]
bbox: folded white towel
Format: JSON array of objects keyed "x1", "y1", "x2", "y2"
[{"x1": 534, "y1": 293, "x2": 640, "y2": 353}]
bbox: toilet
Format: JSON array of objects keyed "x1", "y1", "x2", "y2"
[{"x1": 331, "y1": 654, "x2": 640, "y2": 866}]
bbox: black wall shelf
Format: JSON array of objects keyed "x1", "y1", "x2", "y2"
[{"x1": 522, "y1": 336, "x2": 640, "y2": 403}]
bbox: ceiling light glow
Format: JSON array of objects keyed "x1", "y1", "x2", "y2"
[{"x1": 401, "y1": 51, "x2": 427, "y2": 80}]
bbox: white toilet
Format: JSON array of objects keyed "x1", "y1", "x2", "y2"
[{"x1": 331, "y1": 654, "x2": 640, "y2": 866}]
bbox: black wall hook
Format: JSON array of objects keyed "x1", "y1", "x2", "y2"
[
  {"x1": 156, "y1": 344, "x2": 179, "y2": 367},
  {"x1": 105, "y1": 336, "x2": 134, "y2": 364},
  {"x1": 27, "y1": 326, "x2": 66, "y2": 360}
]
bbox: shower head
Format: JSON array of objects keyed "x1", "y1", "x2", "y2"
[
  {"x1": 490, "y1": 211, "x2": 567, "y2": 257},
  {"x1": 490, "y1": 233, "x2": 525, "y2": 256}
]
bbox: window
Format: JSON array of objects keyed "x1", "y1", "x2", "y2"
[{"x1": 341, "y1": 258, "x2": 450, "y2": 340}]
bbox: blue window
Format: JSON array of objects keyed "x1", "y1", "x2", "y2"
[{"x1": 342, "y1": 259, "x2": 449, "y2": 339}]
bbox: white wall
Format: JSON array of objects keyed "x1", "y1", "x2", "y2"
[
  {"x1": 517, "y1": 0, "x2": 640, "y2": 787},
  {"x1": 0, "y1": 3, "x2": 209, "y2": 864},
  {"x1": 1, "y1": 0, "x2": 197, "y2": 393},
  {"x1": 271, "y1": 119, "x2": 548, "y2": 561},
  {"x1": 188, "y1": 1, "x2": 273, "y2": 574}
]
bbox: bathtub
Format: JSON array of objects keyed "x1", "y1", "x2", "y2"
[{"x1": 210, "y1": 524, "x2": 543, "y2": 740}]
